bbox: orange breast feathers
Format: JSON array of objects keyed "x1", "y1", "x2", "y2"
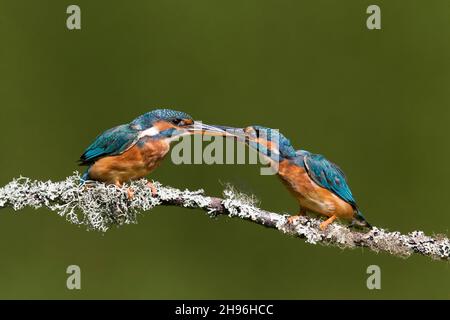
[
  {"x1": 277, "y1": 160, "x2": 355, "y2": 220},
  {"x1": 88, "y1": 138, "x2": 171, "y2": 185}
]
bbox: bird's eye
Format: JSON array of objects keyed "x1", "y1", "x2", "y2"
[{"x1": 171, "y1": 119, "x2": 182, "y2": 125}]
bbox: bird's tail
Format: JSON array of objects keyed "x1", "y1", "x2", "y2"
[{"x1": 352, "y1": 208, "x2": 372, "y2": 229}]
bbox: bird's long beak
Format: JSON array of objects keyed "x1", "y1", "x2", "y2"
[
  {"x1": 212, "y1": 126, "x2": 278, "y2": 155},
  {"x1": 186, "y1": 122, "x2": 237, "y2": 137},
  {"x1": 201, "y1": 125, "x2": 249, "y2": 139},
  {"x1": 206, "y1": 125, "x2": 253, "y2": 143}
]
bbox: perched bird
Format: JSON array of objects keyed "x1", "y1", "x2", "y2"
[
  {"x1": 218, "y1": 125, "x2": 371, "y2": 230},
  {"x1": 79, "y1": 108, "x2": 223, "y2": 196}
]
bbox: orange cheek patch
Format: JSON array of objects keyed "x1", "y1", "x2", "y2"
[
  {"x1": 154, "y1": 120, "x2": 176, "y2": 132},
  {"x1": 266, "y1": 141, "x2": 277, "y2": 150},
  {"x1": 253, "y1": 137, "x2": 278, "y2": 153}
]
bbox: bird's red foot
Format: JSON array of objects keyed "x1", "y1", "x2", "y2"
[
  {"x1": 287, "y1": 215, "x2": 300, "y2": 224},
  {"x1": 287, "y1": 209, "x2": 306, "y2": 224},
  {"x1": 127, "y1": 188, "x2": 134, "y2": 200},
  {"x1": 115, "y1": 181, "x2": 134, "y2": 200},
  {"x1": 319, "y1": 215, "x2": 337, "y2": 231},
  {"x1": 147, "y1": 181, "x2": 157, "y2": 197}
]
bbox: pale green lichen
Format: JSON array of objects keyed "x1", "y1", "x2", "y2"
[{"x1": 0, "y1": 173, "x2": 448, "y2": 260}]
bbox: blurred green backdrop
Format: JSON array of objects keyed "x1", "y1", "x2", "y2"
[{"x1": 0, "y1": 0, "x2": 449, "y2": 299}]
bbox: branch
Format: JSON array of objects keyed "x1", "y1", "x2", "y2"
[{"x1": 0, "y1": 173, "x2": 448, "y2": 261}]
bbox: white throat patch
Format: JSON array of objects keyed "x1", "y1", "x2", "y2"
[{"x1": 139, "y1": 126, "x2": 160, "y2": 138}]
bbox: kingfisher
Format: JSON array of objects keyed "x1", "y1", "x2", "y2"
[
  {"x1": 79, "y1": 108, "x2": 224, "y2": 196},
  {"x1": 218, "y1": 125, "x2": 371, "y2": 230}
]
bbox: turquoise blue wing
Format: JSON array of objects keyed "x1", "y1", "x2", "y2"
[
  {"x1": 79, "y1": 124, "x2": 138, "y2": 165},
  {"x1": 303, "y1": 153, "x2": 356, "y2": 206}
]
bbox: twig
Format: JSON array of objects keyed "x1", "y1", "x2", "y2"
[{"x1": 0, "y1": 173, "x2": 448, "y2": 261}]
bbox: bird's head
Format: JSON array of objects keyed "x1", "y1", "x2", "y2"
[
  {"x1": 214, "y1": 125, "x2": 297, "y2": 160},
  {"x1": 130, "y1": 109, "x2": 193, "y2": 133},
  {"x1": 130, "y1": 108, "x2": 227, "y2": 139},
  {"x1": 243, "y1": 125, "x2": 297, "y2": 160}
]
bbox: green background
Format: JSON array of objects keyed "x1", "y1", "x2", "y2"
[{"x1": 0, "y1": 0, "x2": 449, "y2": 299}]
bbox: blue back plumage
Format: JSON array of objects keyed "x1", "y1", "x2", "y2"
[
  {"x1": 294, "y1": 150, "x2": 356, "y2": 207},
  {"x1": 79, "y1": 124, "x2": 138, "y2": 165},
  {"x1": 295, "y1": 150, "x2": 369, "y2": 225}
]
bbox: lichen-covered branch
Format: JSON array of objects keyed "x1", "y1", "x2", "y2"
[{"x1": 0, "y1": 173, "x2": 448, "y2": 261}]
